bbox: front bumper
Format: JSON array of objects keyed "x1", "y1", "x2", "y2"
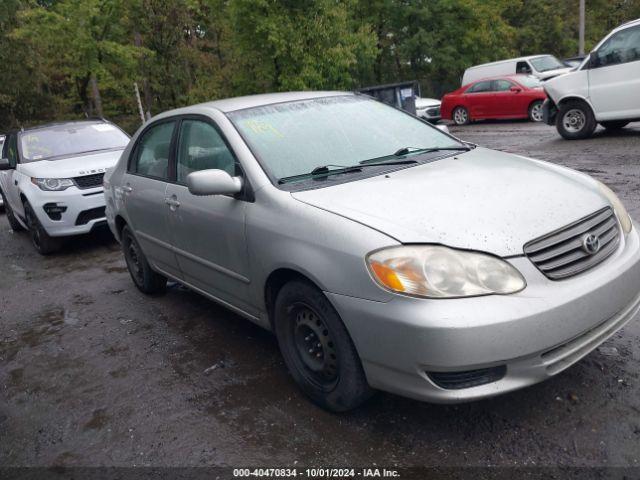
[
  {"x1": 26, "y1": 183, "x2": 108, "y2": 237},
  {"x1": 542, "y1": 98, "x2": 557, "y2": 126},
  {"x1": 327, "y1": 225, "x2": 640, "y2": 403}
]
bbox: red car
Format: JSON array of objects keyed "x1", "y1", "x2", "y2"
[{"x1": 441, "y1": 75, "x2": 547, "y2": 125}]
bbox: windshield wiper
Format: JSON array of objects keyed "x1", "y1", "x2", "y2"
[
  {"x1": 360, "y1": 146, "x2": 470, "y2": 165},
  {"x1": 278, "y1": 160, "x2": 418, "y2": 185}
]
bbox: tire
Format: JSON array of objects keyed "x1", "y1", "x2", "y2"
[
  {"x1": 556, "y1": 100, "x2": 596, "y2": 140},
  {"x1": 528, "y1": 100, "x2": 544, "y2": 122},
  {"x1": 452, "y1": 106, "x2": 470, "y2": 125},
  {"x1": 273, "y1": 280, "x2": 374, "y2": 412},
  {"x1": 1, "y1": 190, "x2": 25, "y2": 232},
  {"x1": 601, "y1": 120, "x2": 629, "y2": 130},
  {"x1": 121, "y1": 225, "x2": 167, "y2": 294},
  {"x1": 24, "y1": 201, "x2": 63, "y2": 255}
]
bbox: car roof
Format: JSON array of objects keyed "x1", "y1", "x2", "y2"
[
  {"x1": 192, "y1": 91, "x2": 351, "y2": 114},
  {"x1": 467, "y1": 55, "x2": 552, "y2": 70},
  {"x1": 466, "y1": 74, "x2": 538, "y2": 84}
]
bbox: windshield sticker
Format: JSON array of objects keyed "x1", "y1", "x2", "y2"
[{"x1": 242, "y1": 120, "x2": 284, "y2": 138}]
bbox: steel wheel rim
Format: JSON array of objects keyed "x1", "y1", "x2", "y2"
[
  {"x1": 563, "y1": 109, "x2": 586, "y2": 133},
  {"x1": 290, "y1": 303, "x2": 339, "y2": 390},
  {"x1": 531, "y1": 103, "x2": 543, "y2": 121},
  {"x1": 124, "y1": 235, "x2": 144, "y2": 285},
  {"x1": 454, "y1": 108, "x2": 467, "y2": 124}
]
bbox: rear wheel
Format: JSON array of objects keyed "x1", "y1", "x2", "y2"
[
  {"x1": 24, "y1": 201, "x2": 63, "y2": 255},
  {"x1": 121, "y1": 225, "x2": 167, "y2": 294},
  {"x1": 556, "y1": 100, "x2": 596, "y2": 140},
  {"x1": 1, "y1": 190, "x2": 25, "y2": 232},
  {"x1": 601, "y1": 120, "x2": 629, "y2": 130},
  {"x1": 452, "y1": 106, "x2": 470, "y2": 125},
  {"x1": 528, "y1": 100, "x2": 544, "y2": 122},
  {"x1": 273, "y1": 280, "x2": 374, "y2": 412}
]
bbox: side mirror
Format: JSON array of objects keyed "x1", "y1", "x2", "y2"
[
  {"x1": 0, "y1": 158, "x2": 11, "y2": 170},
  {"x1": 509, "y1": 86, "x2": 522, "y2": 93},
  {"x1": 186, "y1": 169, "x2": 243, "y2": 196},
  {"x1": 436, "y1": 124, "x2": 450, "y2": 134}
]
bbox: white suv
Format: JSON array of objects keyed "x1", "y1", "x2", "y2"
[
  {"x1": 0, "y1": 120, "x2": 130, "y2": 254},
  {"x1": 543, "y1": 18, "x2": 640, "y2": 139}
]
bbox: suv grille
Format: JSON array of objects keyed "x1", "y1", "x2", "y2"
[
  {"x1": 73, "y1": 173, "x2": 104, "y2": 189},
  {"x1": 524, "y1": 208, "x2": 620, "y2": 280}
]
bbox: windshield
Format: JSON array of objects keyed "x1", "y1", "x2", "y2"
[
  {"x1": 228, "y1": 95, "x2": 463, "y2": 182},
  {"x1": 529, "y1": 55, "x2": 565, "y2": 72},
  {"x1": 516, "y1": 75, "x2": 542, "y2": 88},
  {"x1": 19, "y1": 122, "x2": 129, "y2": 162}
]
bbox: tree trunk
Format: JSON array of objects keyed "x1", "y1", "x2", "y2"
[{"x1": 90, "y1": 74, "x2": 104, "y2": 118}]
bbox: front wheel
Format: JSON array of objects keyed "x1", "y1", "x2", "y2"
[
  {"x1": 273, "y1": 280, "x2": 373, "y2": 412},
  {"x1": 24, "y1": 201, "x2": 63, "y2": 255},
  {"x1": 601, "y1": 120, "x2": 629, "y2": 130},
  {"x1": 452, "y1": 106, "x2": 470, "y2": 125},
  {"x1": 528, "y1": 100, "x2": 544, "y2": 122},
  {"x1": 556, "y1": 100, "x2": 596, "y2": 140},
  {"x1": 121, "y1": 225, "x2": 167, "y2": 294}
]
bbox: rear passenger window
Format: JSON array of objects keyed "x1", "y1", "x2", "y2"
[
  {"x1": 176, "y1": 120, "x2": 236, "y2": 183},
  {"x1": 132, "y1": 121, "x2": 175, "y2": 179},
  {"x1": 468, "y1": 81, "x2": 492, "y2": 93}
]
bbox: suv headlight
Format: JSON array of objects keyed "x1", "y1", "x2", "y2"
[
  {"x1": 597, "y1": 181, "x2": 632, "y2": 234},
  {"x1": 31, "y1": 178, "x2": 75, "y2": 191},
  {"x1": 367, "y1": 245, "x2": 526, "y2": 299}
]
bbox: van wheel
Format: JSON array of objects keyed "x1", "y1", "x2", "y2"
[
  {"x1": 452, "y1": 106, "x2": 470, "y2": 125},
  {"x1": 24, "y1": 201, "x2": 63, "y2": 255},
  {"x1": 1, "y1": 190, "x2": 25, "y2": 232},
  {"x1": 556, "y1": 100, "x2": 596, "y2": 140},
  {"x1": 528, "y1": 100, "x2": 544, "y2": 122},
  {"x1": 121, "y1": 225, "x2": 167, "y2": 294},
  {"x1": 273, "y1": 280, "x2": 374, "y2": 412},
  {"x1": 601, "y1": 121, "x2": 629, "y2": 130}
]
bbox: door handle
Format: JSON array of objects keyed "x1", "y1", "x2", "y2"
[
  {"x1": 165, "y1": 196, "x2": 180, "y2": 208},
  {"x1": 121, "y1": 185, "x2": 133, "y2": 193}
]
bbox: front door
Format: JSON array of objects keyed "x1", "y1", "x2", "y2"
[
  {"x1": 490, "y1": 79, "x2": 522, "y2": 117},
  {"x1": 121, "y1": 119, "x2": 181, "y2": 277},
  {"x1": 165, "y1": 118, "x2": 254, "y2": 314},
  {"x1": 589, "y1": 24, "x2": 640, "y2": 120}
]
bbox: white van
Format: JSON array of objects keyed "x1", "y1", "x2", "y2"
[
  {"x1": 462, "y1": 55, "x2": 572, "y2": 86},
  {"x1": 542, "y1": 18, "x2": 640, "y2": 139}
]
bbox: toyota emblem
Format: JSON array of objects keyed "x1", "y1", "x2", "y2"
[{"x1": 582, "y1": 234, "x2": 601, "y2": 255}]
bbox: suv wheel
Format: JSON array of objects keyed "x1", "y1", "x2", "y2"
[
  {"x1": 601, "y1": 120, "x2": 629, "y2": 130},
  {"x1": 452, "y1": 106, "x2": 470, "y2": 125},
  {"x1": 24, "y1": 202, "x2": 63, "y2": 255},
  {"x1": 273, "y1": 280, "x2": 374, "y2": 412},
  {"x1": 528, "y1": 100, "x2": 544, "y2": 122},
  {"x1": 556, "y1": 100, "x2": 596, "y2": 140},
  {"x1": 121, "y1": 225, "x2": 167, "y2": 294},
  {"x1": 1, "y1": 191, "x2": 25, "y2": 232}
]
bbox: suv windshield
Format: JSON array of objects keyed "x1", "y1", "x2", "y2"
[
  {"x1": 529, "y1": 55, "x2": 565, "y2": 72},
  {"x1": 19, "y1": 122, "x2": 129, "y2": 162},
  {"x1": 228, "y1": 95, "x2": 463, "y2": 182}
]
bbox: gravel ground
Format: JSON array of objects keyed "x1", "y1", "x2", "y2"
[{"x1": 1, "y1": 120, "x2": 640, "y2": 470}]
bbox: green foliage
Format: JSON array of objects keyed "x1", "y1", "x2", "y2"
[{"x1": 0, "y1": 0, "x2": 638, "y2": 132}]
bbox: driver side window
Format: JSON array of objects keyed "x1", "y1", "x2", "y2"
[
  {"x1": 593, "y1": 25, "x2": 640, "y2": 68},
  {"x1": 6, "y1": 135, "x2": 18, "y2": 168},
  {"x1": 516, "y1": 61, "x2": 532, "y2": 74}
]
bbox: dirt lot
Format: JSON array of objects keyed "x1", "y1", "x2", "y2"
[{"x1": 1, "y1": 121, "x2": 640, "y2": 471}]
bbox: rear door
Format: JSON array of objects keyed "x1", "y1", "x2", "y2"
[
  {"x1": 164, "y1": 117, "x2": 254, "y2": 315},
  {"x1": 588, "y1": 24, "x2": 640, "y2": 120},
  {"x1": 464, "y1": 80, "x2": 494, "y2": 118},
  {"x1": 0, "y1": 134, "x2": 23, "y2": 216},
  {"x1": 121, "y1": 119, "x2": 181, "y2": 277}
]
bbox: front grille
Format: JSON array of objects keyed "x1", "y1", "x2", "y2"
[
  {"x1": 73, "y1": 173, "x2": 104, "y2": 189},
  {"x1": 524, "y1": 208, "x2": 620, "y2": 280},
  {"x1": 75, "y1": 206, "x2": 106, "y2": 226},
  {"x1": 426, "y1": 107, "x2": 441, "y2": 116},
  {"x1": 428, "y1": 366, "x2": 506, "y2": 390}
]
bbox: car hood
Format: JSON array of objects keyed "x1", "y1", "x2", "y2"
[
  {"x1": 17, "y1": 149, "x2": 124, "y2": 179},
  {"x1": 539, "y1": 67, "x2": 573, "y2": 79},
  {"x1": 291, "y1": 148, "x2": 608, "y2": 257}
]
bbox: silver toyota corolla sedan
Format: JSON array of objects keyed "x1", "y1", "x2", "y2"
[{"x1": 104, "y1": 91, "x2": 640, "y2": 411}]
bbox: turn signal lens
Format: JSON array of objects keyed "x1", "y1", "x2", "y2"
[{"x1": 367, "y1": 245, "x2": 526, "y2": 299}]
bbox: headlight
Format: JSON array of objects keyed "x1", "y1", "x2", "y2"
[
  {"x1": 367, "y1": 245, "x2": 526, "y2": 299},
  {"x1": 31, "y1": 178, "x2": 74, "y2": 191},
  {"x1": 597, "y1": 181, "x2": 632, "y2": 234}
]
